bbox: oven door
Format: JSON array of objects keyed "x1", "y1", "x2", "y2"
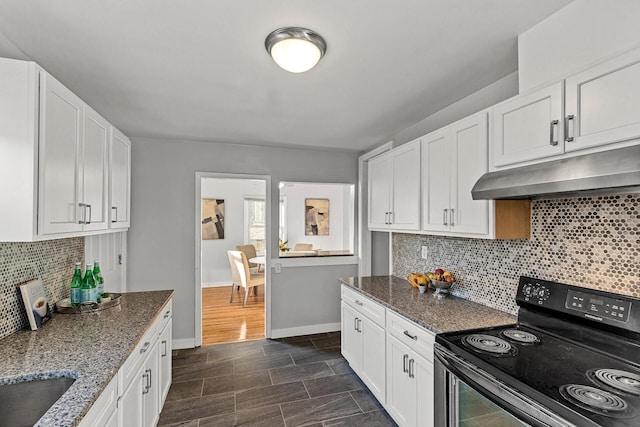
[{"x1": 434, "y1": 344, "x2": 574, "y2": 427}]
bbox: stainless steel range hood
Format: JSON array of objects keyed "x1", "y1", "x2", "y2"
[{"x1": 472, "y1": 145, "x2": 640, "y2": 200}]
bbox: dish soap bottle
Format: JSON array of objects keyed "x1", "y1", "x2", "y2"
[
  {"x1": 93, "y1": 261, "x2": 104, "y2": 302},
  {"x1": 70, "y1": 262, "x2": 82, "y2": 306}
]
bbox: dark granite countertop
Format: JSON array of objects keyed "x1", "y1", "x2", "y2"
[
  {"x1": 0, "y1": 290, "x2": 174, "y2": 427},
  {"x1": 340, "y1": 276, "x2": 516, "y2": 334}
]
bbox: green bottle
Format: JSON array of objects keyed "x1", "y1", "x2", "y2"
[
  {"x1": 70, "y1": 262, "x2": 82, "y2": 306},
  {"x1": 93, "y1": 261, "x2": 104, "y2": 302},
  {"x1": 80, "y1": 263, "x2": 96, "y2": 304}
]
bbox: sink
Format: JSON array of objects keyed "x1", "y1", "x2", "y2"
[{"x1": 0, "y1": 377, "x2": 75, "y2": 427}]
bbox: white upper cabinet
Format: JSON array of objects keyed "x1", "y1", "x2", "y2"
[
  {"x1": 422, "y1": 113, "x2": 490, "y2": 237},
  {"x1": 565, "y1": 47, "x2": 640, "y2": 152},
  {"x1": 492, "y1": 82, "x2": 564, "y2": 167},
  {"x1": 0, "y1": 57, "x2": 131, "y2": 241},
  {"x1": 110, "y1": 127, "x2": 131, "y2": 228},
  {"x1": 368, "y1": 140, "x2": 420, "y2": 231}
]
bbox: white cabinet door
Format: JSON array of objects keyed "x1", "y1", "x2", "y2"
[
  {"x1": 415, "y1": 354, "x2": 434, "y2": 427},
  {"x1": 82, "y1": 106, "x2": 109, "y2": 232},
  {"x1": 386, "y1": 335, "x2": 415, "y2": 427},
  {"x1": 450, "y1": 114, "x2": 489, "y2": 235},
  {"x1": 119, "y1": 366, "x2": 144, "y2": 427},
  {"x1": 38, "y1": 71, "x2": 84, "y2": 235},
  {"x1": 110, "y1": 127, "x2": 131, "y2": 228},
  {"x1": 341, "y1": 302, "x2": 362, "y2": 370},
  {"x1": 390, "y1": 140, "x2": 420, "y2": 231},
  {"x1": 368, "y1": 153, "x2": 392, "y2": 229},
  {"x1": 565, "y1": 47, "x2": 640, "y2": 152},
  {"x1": 492, "y1": 82, "x2": 564, "y2": 167},
  {"x1": 422, "y1": 128, "x2": 451, "y2": 232},
  {"x1": 159, "y1": 318, "x2": 172, "y2": 407},
  {"x1": 360, "y1": 315, "x2": 386, "y2": 404},
  {"x1": 142, "y1": 340, "x2": 160, "y2": 427}
]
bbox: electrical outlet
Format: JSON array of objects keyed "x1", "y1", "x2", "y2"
[
  {"x1": 421, "y1": 246, "x2": 428, "y2": 259},
  {"x1": 274, "y1": 263, "x2": 282, "y2": 273}
]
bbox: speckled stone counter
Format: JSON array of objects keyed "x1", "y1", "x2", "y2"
[
  {"x1": 340, "y1": 276, "x2": 515, "y2": 334},
  {"x1": 0, "y1": 290, "x2": 174, "y2": 427}
]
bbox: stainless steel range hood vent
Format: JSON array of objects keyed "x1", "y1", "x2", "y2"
[{"x1": 472, "y1": 145, "x2": 640, "y2": 200}]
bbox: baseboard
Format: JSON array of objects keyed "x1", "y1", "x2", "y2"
[
  {"x1": 270, "y1": 322, "x2": 341, "y2": 339},
  {"x1": 172, "y1": 337, "x2": 196, "y2": 350},
  {"x1": 202, "y1": 281, "x2": 231, "y2": 288}
]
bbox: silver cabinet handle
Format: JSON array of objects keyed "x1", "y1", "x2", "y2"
[
  {"x1": 403, "y1": 330, "x2": 418, "y2": 341},
  {"x1": 388, "y1": 211, "x2": 393, "y2": 225},
  {"x1": 85, "y1": 204, "x2": 92, "y2": 224},
  {"x1": 147, "y1": 368, "x2": 152, "y2": 389},
  {"x1": 142, "y1": 371, "x2": 149, "y2": 394},
  {"x1": 357, "y1": 319, "x2": 362, "y2": 333},
  {"x1": 408, "y1": 359, "x2": 415, "y2": 378},
  {"x1": 354, "y1": 300, "x2": 363, "y2": 306},
  {"x1": 354, "y1": 317, "x2": 358, "y2": 331},
  {"x1": 443, "y1": 208, "x2": 448, "y2": 226},
  {"x1": 140, "y1": 341, "x2": 150, "y2": 354},
  {"x1": 550, "y1": 119, "x2": 559, "y2": 146},
  {"x1": 111, "y1": 206, "x2": 118, "y2": 223},
  {"x1": 161, "y1": 340, "x2": 167, "y2": 357},
  {"x1": 164, "y1": 310, "x2": 171, "y2": 319},
  {"x1": 403, "y1": 354, "x2": 409, "y2": 373},
  {"x1": 565, "y1": 115, "x2": 575, "y2": 142},
  {"x1": 450, "y1": 208, "x2": 455, "y2": 227}
]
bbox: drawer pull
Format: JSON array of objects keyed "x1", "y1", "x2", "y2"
[
  {"x1": 354, "y1": 300, "x2": 364, "y2": 306},
  {"x1": 161, "y1": 340, "x2": 167, "y2": 357},
  {"x1": 408, "y1": 359, "x2": 415, "y2": 378},
  {"x1": 354, "y1": 317, "x2": 358, "y2": 331},
  {"x1": 164, "y1": 310, "x2": 170, "y2": 319},
  {"x1": 403, "y1": 354, "x2": 409, "y2": 373},
  {"x1": 403, "y1": 330, "x2": 418, "y2": 341},
  {"x1": 140, "y1": 341, "x2": 150, "y2": 354}
]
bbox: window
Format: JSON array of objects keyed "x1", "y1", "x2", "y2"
[{"x1": 244, "y1": 198, "x2": 265, "y2": 252}]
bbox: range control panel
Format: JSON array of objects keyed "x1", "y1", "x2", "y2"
[
  {"x1": 566, "y1": 289, "x2": 631, "y2": 323},
  {"x1": 521, "y1": 282, "x2": 551, "y2": 305}
]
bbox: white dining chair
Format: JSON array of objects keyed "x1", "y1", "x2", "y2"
[{"x1": 227, "y1": 250, "x2": 264, "y2": 307}]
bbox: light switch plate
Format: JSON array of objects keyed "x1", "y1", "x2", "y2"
[
  {"x1": 421, "y1": 246, "x2": 428, "y2": 259},
  {"x1": 274, "y1": 263, "x2": 282, "y2": 273}
]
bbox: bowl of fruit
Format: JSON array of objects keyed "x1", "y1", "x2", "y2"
[{"x1": 427, "y1": 269, "x2": 455, "y2": 297}]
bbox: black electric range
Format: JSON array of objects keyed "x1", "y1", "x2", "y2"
[{"x1": 435, "y1": 276, "x2": 640, "y2": 427}]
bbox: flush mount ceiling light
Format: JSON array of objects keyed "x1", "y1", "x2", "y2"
[{"x1": 265, "y1": 27, "x2": 327, "y2": 73}]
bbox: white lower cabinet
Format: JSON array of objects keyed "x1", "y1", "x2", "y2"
[
  {"x1": 340, "y1": 285, "x2": 435, "y2": 427},
  {"x1": 340, "y1": 287, "x2": 386, "y2": 404},
  {"x1": 159, "y1": 317, "x2": 173, "y2": 407},
  {"x1": 77, "y1": 375, "x2": 118, "y2": 427}
]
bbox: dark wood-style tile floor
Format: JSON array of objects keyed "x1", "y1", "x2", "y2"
[{"x1": 159, "y1": 332, "x2": 397, "y2": 427}]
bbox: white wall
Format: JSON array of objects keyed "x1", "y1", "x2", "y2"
[
  {"x1": 280, "y1": 183, "x2": 353, "y2": 251},
  {"x1": 128, "y1": 137, "x2": 359, "y2": 345},
  {"x1": 518, "y1": 0, "x2": 640, "y2": 93},
  {"x1": 201, "y1": 177, "x2": 265, "y2": 287}
]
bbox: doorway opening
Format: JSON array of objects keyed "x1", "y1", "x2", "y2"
[{"x1": 195, "y1": 173, "x2": 270, "y2": 346}]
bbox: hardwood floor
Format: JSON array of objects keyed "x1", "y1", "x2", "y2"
[{"x1": 202, "y1": 286, "x2": 265, "y2": 346}]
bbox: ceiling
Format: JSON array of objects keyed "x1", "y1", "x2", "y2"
[{"x1": 0, "y1": 0, "x2": 571, "y2": 152}]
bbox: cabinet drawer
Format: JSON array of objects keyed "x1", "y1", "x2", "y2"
[
  {"x1": 341, "y1": 285, "x2": 385, "y2": 328},
  {"x1": 118, "y1": 318, "x2": 160, "y2": 395},
  {"x1": 386, "y1": 310, "x2": 435, "y2": 361},
  {"x1": 159, "y1": 299, "x2": 172, "y2": 334}
]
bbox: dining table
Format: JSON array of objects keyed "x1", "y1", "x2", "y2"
[{"x1": 249, "y1": 256, "x2": 266, "y2": 272}]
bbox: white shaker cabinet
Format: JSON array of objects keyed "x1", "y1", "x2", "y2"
[
  {"x1": 565, "y1": 47, "x2": 640, "y2": 153},
  {"x1": 110, "y1": 127, "x2": 131, "y2": 229},
  {"x1": 368, "y1": 139, "x2": 421, "y2": 231},
  {"x1": 81, "y1": 106, "x2": 110, "y2": 232},
  {"x1": 492, "y1": 82, "x2": 564, "y2": 168},
  {"x1": 340, "y1": 286, "x2": 386, "y2": 404},
  {"x1": 422, "y1": 113, "x2": 491, "y2": 236},
  {"x1": 159, "y1": 316, "x2": 173, "y2": 407}
]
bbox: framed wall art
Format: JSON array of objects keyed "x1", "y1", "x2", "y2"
[
  {"x1": 305, "y1": 198, "x2": 329, "y2": 236},
  {"x1": 202, "y1": 198, "x2": 225, "y2": 239}
]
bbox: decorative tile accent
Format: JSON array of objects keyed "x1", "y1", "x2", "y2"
[
  {"x1": 393, "y1": 194, "x2": 639, "y2": 314},
  {"x1": 0, "y1": 238, "x2": 84, "y2": 338}
]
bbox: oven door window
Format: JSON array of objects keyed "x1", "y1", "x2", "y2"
[{"x1": 456, "y1": 378, "x2": 530, "y2": 426}]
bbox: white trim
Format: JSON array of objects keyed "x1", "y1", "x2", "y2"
[
  {"x1": 270, "y1": 322, "x2": 341, "y2": 339},
  {"x1": 202, "y1": 281, "x2": 231, "y2": 288},
  {"x1": 358, "y1": 141, "x2": 393, "y2": 277},
  {"x1": 195, "y1": 172, "x2": 272, "y2": 347},
  {"x1": 272, "y1": 255, "x2": 358, "y2": 268},
  {"x1": 172, "y1": 337, "x2": 196, "y2": 350}
]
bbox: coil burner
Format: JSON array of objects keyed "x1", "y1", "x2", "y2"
[
  {"x1": 461, "y1": 334, "x2": 516, "y2": 356},
  {"x1": 560, "y1": 384, "x2": 634, "y2": 418},
  {"x1": 501, "y1": 329, "x2": 540, "y2": 344},
  {"x1": 589, "y1": 369, "x2": 640, "y2": 396}
]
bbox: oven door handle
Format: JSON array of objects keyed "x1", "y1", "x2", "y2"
[{"x1": 434, "y1": 344, "x2": 576, "y2": 427}]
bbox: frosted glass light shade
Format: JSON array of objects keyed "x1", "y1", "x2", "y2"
[{"x1": 266, "y1": 27, "x2": 326, "y2": 73}]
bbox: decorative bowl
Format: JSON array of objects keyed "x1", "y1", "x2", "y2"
[{"x1": 431, "y1": 280, "x2": 454, "y2": 297}]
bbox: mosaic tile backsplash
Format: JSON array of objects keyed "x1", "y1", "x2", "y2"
[
  {"x1": 0, "y1": 238, "x2": 84, "y2": 338},
  {"x1": 393, "y1": 194, "x2": 639, "y2": 315}
]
